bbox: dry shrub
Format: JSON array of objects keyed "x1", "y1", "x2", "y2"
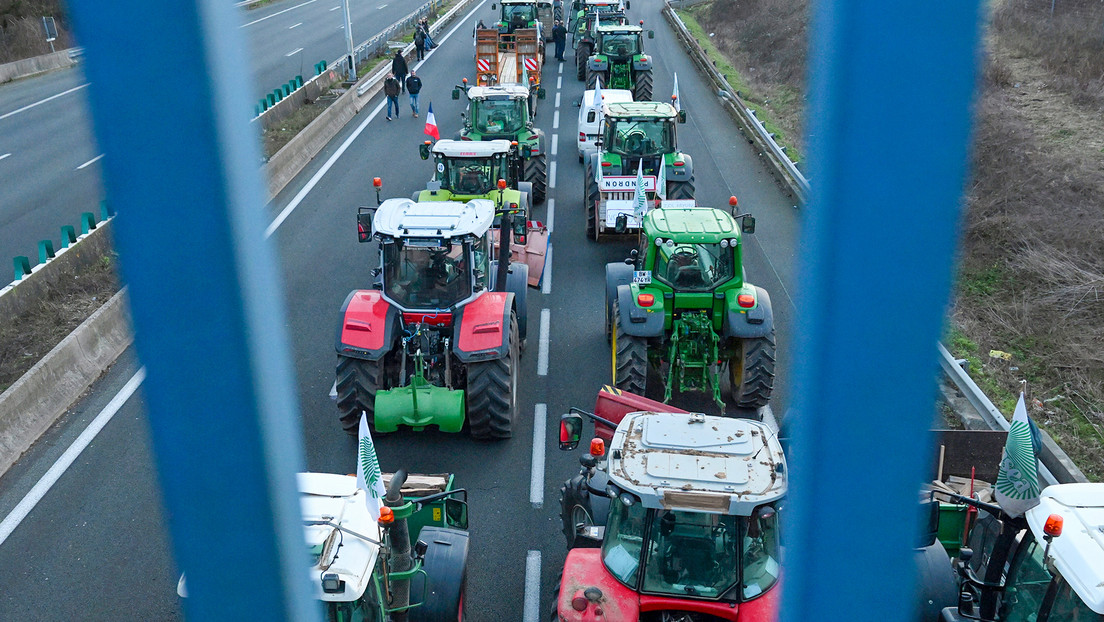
[{"x1": 0, "y1": 0, "x2": 73, "y2": 64}]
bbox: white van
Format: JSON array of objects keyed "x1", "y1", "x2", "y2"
[{"x1": 576, "y1": 87, "x2": 633, "y2": 162}]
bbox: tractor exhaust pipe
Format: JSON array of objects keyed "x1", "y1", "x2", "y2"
[
  {"x1": 496, "y1": 179, "x2": 511, "y2": 292},
  {"x1": 386, "y1": 469, "x2": 413, "y2": 621}
]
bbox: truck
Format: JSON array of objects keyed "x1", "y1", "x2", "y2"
[
  {"x1": 335, "y1": 191, "x2": 528, "y2": 439},
  {"x1": 584, "y1": 22, "x2": 655, "y2": 101},
  {"x1": 584, "y1": 101, "x2": 693, "y2": 240}
]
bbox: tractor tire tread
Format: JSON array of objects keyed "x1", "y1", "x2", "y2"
[
  {"x1": 734, "y1": 330, "x2": 777, "y2": 409},
  {"x1": 335, "y1": 356, "x2": 382, "y2": 435},
  {"x1": 524, "y1": 154, "x2": 548, "y2": 204},
  {"x1": 466, "y1": 314, "x2": 519, "y2": 439},
  {"x1": 633, "y1": 68, "x2": 653, "y2": 101},
  {"x1": 613, "y1": 300, "x2": 647, "y2": 395}
]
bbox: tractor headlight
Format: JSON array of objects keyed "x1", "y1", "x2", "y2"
[
  {"x1": 654, "y1": 237, "x2": 664, "y2": 246},
  {"x1": 665, "y1": 239, "x2": 675, "y2": 248},
  {"x1": 720, "y1": 239, "x2": 730, "y2": 248}
]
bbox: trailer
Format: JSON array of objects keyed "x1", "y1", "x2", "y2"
[{"x1": 474, "y1": 27, "x2": 544, "y2": 87}]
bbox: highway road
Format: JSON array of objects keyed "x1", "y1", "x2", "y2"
[
  {"x1": 0, "y1": 0, "x2": 800, "y2": 618},
  {"x1": 0, "y1": 0, "x2": 433, "y2": 266}
]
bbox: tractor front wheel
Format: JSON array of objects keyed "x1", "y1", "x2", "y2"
[
  {"x1": 666, "y1": 177, "x2": 695, "y2": 201},
  {"x1": 633, "y1": 69, "x2": 653, "y2": 101},
  {"x1": 335, "y1": 355, "x2": 385, "y2": 435},
  {"x1": 575, "y1": 44, "x2": 591, "y2": 80},
  {"x1": 524, "y1": 153, "x2": 548, "y2": 204},
  {"x1": 729, "y1": 330, "x2": 777, "y2": 409},
  {"x1": 558, "y1": 480, "x2": 594, "y2": 548},
  {"x1": 612, "y1": 300, "x2": 648, "y2": 395},
  {"x1": 466, "y1": 312, "x2": 520, "y2": 439}
]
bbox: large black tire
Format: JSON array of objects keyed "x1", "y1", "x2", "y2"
[
  {"x1": 633, "y1": 68, "x2": 653, "y2": 101},
  {"x1": 409, "y1": 526, "x2": 469, "y2": 622},
  {"x1": 523, "y1": 153, "x2": 548, "y2": 204},
  {"x1": 666, "y1": 177, "x2": 694, "y2": 201},
  {"x1": 575, "y1": 43, "x2": 591, "y2": 80},
  {"x1": 466, "y1": 312, "x2": 519, "y2": 439},
  {"x1": 612, "y1": 300, "x2": 647, "y2": 395},
  {"x1": 584, "y1": 162, "x2": 599, "y2": 240},
  {"x1": 558, "y1": 480, "x2": 594, "y2": 548},
  {"x1": 335, "y1": 355, "x2": 384, "y2": 435},
  {"x1": 730, "y1": 330, "x2": 777, "y2": 409},
  {"x1": 585, "y1": 67, "x2": 603, "y2": 89}
]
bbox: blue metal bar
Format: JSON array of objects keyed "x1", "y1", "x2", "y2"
[
  {"x1": 62, "y1": 1, "x2": 317, "y2": 620},
  {"x1": 784, "y1": 2, "x2": 983, "y2": 620}
]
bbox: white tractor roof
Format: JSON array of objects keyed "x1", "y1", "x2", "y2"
[
  {"x1": 373, "y1": 198, "x2": 495, "y2": 239},
  {"x1": 467, "y1": 85, "x2": 531, "y2": 99},
  {"x1": 607, "y1": 412, "x2": 787, "y2": 516},
  {"x1": 1025, "y1": 483, "x2": 1104, "y2": 614},
  {"x1": 432, "y1": 139, "x2": 513, "y2": 158},
  {"x1": 298, "y1": 472, "x2": 382, "y2": 602}
]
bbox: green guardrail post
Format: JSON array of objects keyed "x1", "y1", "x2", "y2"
[
  {"x1": 267, "y1": 93, "x2": 276, "y2": 107},
  {"x1": 60, "y1": 225, "x2": 78, "y2": 248},
  {"x1": 320, "y1": 60, "x2": 326, "y2": 72},
  {"x1": 272, "y1": 89, "x2": 283, "y2": 103},
  {"x1": 14, "y1": 256, "x2": 32, "y2": 281},
  {"x1": 255, "y1": 103, "x2": 262, "y2": 116},
  {"x1": 100, "y1": 199, "x2": 114, "y2": 220},
  {"x1": 81, "y1": 212, "x2": 97, "y2": 234},
  {"x1": 38, "y1": 240, "x2": 56, "y2": 264},
  {"x1": 295, "y1": 75, "x2": 303, "y2": 88},
  {"x1": 282, "y1": 83, "x2": 292, "y2": 97}
]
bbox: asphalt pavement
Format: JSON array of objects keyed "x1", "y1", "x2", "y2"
[{"x1": 0, "y1": 0, "x2": 801, "y2": 617}]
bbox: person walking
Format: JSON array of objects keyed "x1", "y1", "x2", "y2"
[
  {"x1": 552, "y1": 19, "x2": 567, "y2": 61},
  {"x1": 421, "y1": 18, "x2": 436, "y2": 49},
  {"x1": 407, "y1": 70, "x2": 423, "y2": 118},
  {"x1": 384, "y1": 72, "x2": 401, "y2": 120},
  {"x1": 391, "y1": 50, "x2": 408, "y2": 94},
  {"x1": 414, "y1": 26, "x2": 427, "y2": 61}
]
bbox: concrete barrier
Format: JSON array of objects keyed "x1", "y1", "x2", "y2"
[
  {"x1": 0, "y1": 49, "x2": 79, "y2": 84},
  {"x1": 0, "y1": 290, "x2": 131, "y2": 477}
]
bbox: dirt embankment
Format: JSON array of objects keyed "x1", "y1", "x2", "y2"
[{"x1": 683, "y1": 0, "x2": 1104, "y2": 480}]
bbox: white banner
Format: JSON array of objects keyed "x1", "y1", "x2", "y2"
[
  {"x1": 599, "y1": 175, "x2": 657, "y2": 192},
  {"x1": 605, "y1": 200, "x2": 645, "y2": 227}
]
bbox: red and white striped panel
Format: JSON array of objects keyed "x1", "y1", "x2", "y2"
[
  {"x1": 523, "y1": 57, "x2": 539, "y2": 72},
  {"x1": 477, "y1": 59, "x2": 491, "y2": 72}
]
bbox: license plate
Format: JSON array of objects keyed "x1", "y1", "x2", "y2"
[{"x1": 632, "y1": 271, "x2": 652, "y2": 284}]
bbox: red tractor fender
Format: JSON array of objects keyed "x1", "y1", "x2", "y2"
[
  {"x1": 335, "y1": 290, "x2": 397, "y2": 360},
  {"x1": 592, "y1": 386, "x2": 689, "y2": 443},
  {"x1": 557, "y1": 548, "x2": 640, "y2": 621},
  {"x1": 452, "y1": 292, "x2": 514, "y2": 363}
]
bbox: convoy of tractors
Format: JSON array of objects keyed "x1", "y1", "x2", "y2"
[{"x1": 185, "y1": 0, "x2": 1104, "y2": 619}]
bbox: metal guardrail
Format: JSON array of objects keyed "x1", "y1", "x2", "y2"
[
  {"x1": 664, "y1": 0, "x2": 1090, "y2": 484},
  {"x1": 332, "y1": 0, "x2": 444, "y2": 80}
]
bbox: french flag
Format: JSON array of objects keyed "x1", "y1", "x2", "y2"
[{"x1": 424, "y1": 102, "x2": 440, "y2": 141}]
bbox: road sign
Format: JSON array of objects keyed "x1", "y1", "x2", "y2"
[{"x1": 43, "y1": 16, "x2": 58, "y2": 41}]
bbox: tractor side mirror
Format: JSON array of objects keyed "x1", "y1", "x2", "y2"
[
  {"x1": 615, "y1": 213, "x2": 628, "y2": 234},
  {"x1": 357, "y1": 207, "x2": 375, "y2": 242},
  {"x1": 444, "y1": 498, "x2": 469, "y2": 529},
  {"x1": 538, "y1": 87, "x2": 547, "y2": 99},
  {"x1": 419, "y1": 142, "x2": 431, "y2": 160},
  {"x1": 559, "y1": 413, "x2": 583, "y2": 451},
  {"x1": 678, "y1": 110, "x2": 687, "y2": 123},
  {"x1": 513, "y1": 217, "x2": 527, "y2": 242},
  {"x1": 741, "y1": 215, "x2": 756, "y2": 234},
  {"x1": 452, "y1": 87, "x2": 461, "y2": 100},
  {"x1": 624, "y1": 0, "x2": 630, "y2": 8},
  {"x1": 648, "y1": 30, "x2": 654, "y2": 39}
]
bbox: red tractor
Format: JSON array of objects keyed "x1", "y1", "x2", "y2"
[{"x1": 553, "y1": 387, "x2": 787, "y2": 621}]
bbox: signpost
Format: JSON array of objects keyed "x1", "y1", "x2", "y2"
[{"x1": 43, "y1": 16, "x2": 58, "y2": 53}]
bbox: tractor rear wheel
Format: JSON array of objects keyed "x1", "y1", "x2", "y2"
[
  {"x1": 612, "y1": 300, "x2": 648, "y2": 395},
  {"x1": 335, "y1": 355, "x2": 385, "y2": 435},
  {"x1": 666, "y1": 177, "x2": 694, "y2": 201},
  {"x1": 584, "y1": 163, "x2": 599, "y2": 240},
  {"x1": 729, "y1": 330, "x2": 777, "y2": 409},
  {"x1": 575, "y1": 44, "x2": 591, "y2": 80},
  {"x1": 585, "y1": 68, "x2": 603, "y2": 89},
  {"x1": 633, "y1": 68, "x2": 653, "y2": 101},
  {"x1": 466, "y1": 312, "x2": 520, "y2": 439},
  {"x1": 523, "y1": 153, "x2": 548, "y2": 204}
]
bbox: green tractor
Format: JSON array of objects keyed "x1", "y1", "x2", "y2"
[
  {"x1": 570, "y1": 1, "x2": 627, "y2": 81},
  {"x1": 584, "y1": 101, "x2": 693, "y2": 240},
  {"x1": 452, "y1": 82, "x2": 547, "y2": 204},
  {"x1": 604, "y1": 198, "x2": 775, "y2": 411},
  {"x1": 585, "y1": 22, "x2": 654, "y2": 100},
  {"x1": 493, "y1": 0, "x2": 541, "y2": 35}
]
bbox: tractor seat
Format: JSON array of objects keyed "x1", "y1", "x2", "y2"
[
  {"x1": 673, "y1": 265, "x2": 705, "y2": 288},
  {"x1": 458, "y1": 171, "x2": 484, "y2": 193}
]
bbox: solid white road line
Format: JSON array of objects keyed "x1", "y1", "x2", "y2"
[
  {"x1": 552, "y1": 110, "x2": 559, "y2": 129},
  {"x1": 240, "y1": 0, "x2": 318, "y2": 28},
  {"x1": 286, "y1": 47, "x2": 304, "y2": 56},
  {"x1": 523, "y1": 550, "x2": 542, "y2": 622},
  {"x1": 289, "y1": 22, "x2": 303, "y2": 29},
  {"x1": 265, "y1": 0, "x2": 487, "y2": 237},
  {"x1": 0, "y1": 368, "x2": 146, "y2": 548},
  {"x1": 550, "y1": 133, "x2": 557, "y2": 156},
  {"x1": 0, "y1": 153, "x2": 10, "y2": 161},
  {"x1": 530, "y1": 404, "x2": 547, "y2": 507},
  {"x1": 548, "y1": 161, "x2": 557, "y2": 189},
  {"x1": 0, "y1": 83, "x2": 89, "y2": 122},
  {"x1": 537, "y1": 309, "x2": 550, "y2": 375},
  {"x1": 541, "y1": 244, "x2": 552, "y2": 294},
  {"x1": 76, "y1": 154, "x2": 104, "y2": 170}
]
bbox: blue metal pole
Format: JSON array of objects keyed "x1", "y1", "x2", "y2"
[
  {"x1": 62, "y1": 1, "x2": 317, "y2": 620},
  {"x1": 784, "y1": 1, "x2": 983, "y2": 620}
]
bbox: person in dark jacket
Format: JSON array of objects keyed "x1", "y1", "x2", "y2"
[
  {"x1": 406, "y1": 70, "x2": 423, "y2": 118},
  {"x1": 392, "y1": 50, "x2": 408, "y2": 93},
  {"x1": 384, "y1": 72, "x2": 401, "y2": 120},
  {"x1": 415, "y1": 28, "x2": 427, "y2": 61},
  {"x1": 552, "y1": 20, "x2": 567, "y2": 61}
]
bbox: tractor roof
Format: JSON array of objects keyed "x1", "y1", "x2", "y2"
[
  {"x1": 583, "y1": 0, "x2": 623, "y2": 6},
  {"x1": 467, "y1": 84, "x2": 532, "y2": 100},
  {"x1": 298, "y1": 473, "x2": 382, "y2": 602},
  {"x1": 1025, "y1": 483, "x2": 1104, "y2": 614},
  {"x1": 607, "y1": 412, "x2": 787, "y2": 516},
  {"x1": 604, "y1": 101, "x2": 677, "y2": 119},
  {"x1": 645, "y1": 206, "x2": 740, "y2": 244},
  {"x1": 373, "y1": 198, "x2": 495, "y2": 239},
  {"x1": 597, "y1": 24, "x2": 642, "y2": 33},
  {"x1": 432, "y1": 139, "x2": 513, "y2": 158}
]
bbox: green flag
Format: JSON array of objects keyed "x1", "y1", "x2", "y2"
[
  {"x1": 632, "y1": 157, "x2": 647, "y2": 218},
  {"x1": 356, "y1": 413, "x2": 387, "y2": 521},
  {"x1": 993, "y1": 393, "x2": 1041, "y2": 518}
]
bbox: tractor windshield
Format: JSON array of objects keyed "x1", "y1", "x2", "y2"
[
  {"x1": 382, "y1": 242, "x2": 472, "y2": 310},
  {"x1": 502, "y1": 4, "x2": 537, "y2": 25},
  {"x1": 600, "y1": 33, "x2": 640, "y2": 57},
  {"x1": 654, "y1": 242, "x2": 736, "y2": 291},
  {"x1": 442, "y1": 157, "x2": 499, "y2": 195},
  {"x1": 606, "y1": 118, "x2": 674, "y2": 156},
  {"x1": 471, "y1": 98, "x2": 526, "y2": 135}
]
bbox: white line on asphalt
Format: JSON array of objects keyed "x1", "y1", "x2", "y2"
[
  {"x1": 337, "y1": 24, "x2": 344, "y2": 29},
  {"x1": 546, "y1": 198, "x2": 554, "y2": 234},
  {"x1": 541, "y1": 244, "x2": 552, "y2": 294},
  {"x1": 265, "y1": 0, "x2": 487, "y2": 237},
  {"x1": 0, "y1": 153, "x2": 10, "y2": 161},
  {"x1": 76, "y1": 154, "x2": 104, "y2": 170},
  {"x1": 330, "y1": 5, "x2": 340, "y2": 9},
  {"x1": 0, "y1": 368, "x2": 146, "y2": 548},
  {"x1": 286, "y1": 47, "x2": 304, "y2": 56},
  {"x1": 377, "y1": 3, "x2": 388, "y2": 7},
  {"x1": 548, "y1": 161, "x2": 557, "y2": 189},
  {"x1": 554, "y1": 91, "x2": 560, "y2": 107},
  {"x1": 552, "y1": 110, "x2": 559, "y2": 129},
  {"x1": 530, "y1": 404, "x2": 547, "y2": 507},
  {"x1": 556, "y1": 76, "x2": 562, "y2": 89},
  {"x1": 289, "y1": 22, "x2": 303, "y2": 29},
  {"x1": 523, "y1": 550, "x2": 541, "y2": 622},
  {"x1": 537, "y1": 308, "x2": 550, "y2": 375},
  {"x1": 0, "y1": 83, "x2": 89, "y2": 122},
  {"x1": 558, "y1": 63, "x2": 563, "y2": 75},
  {"x1": 550, "y1": 133, "x2": 557, "y2": 156},
  {"x1": 240, "y1": 0, "x2": 318, "y2": 28}
]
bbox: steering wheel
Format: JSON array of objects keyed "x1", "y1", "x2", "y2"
[{"x1": 624, "y1": 132, "x2": 645, "y2": 154}]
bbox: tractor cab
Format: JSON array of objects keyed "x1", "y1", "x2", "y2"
[
  {"x1": 596, "y1": 25, "x2": 646, "y2": 60},
  {"x1": 602, "y1": 101, "x2": 683, "y2": 160},
  {"x1": 639, "y1": 203, "x2": 755, "y2": 293},
  {"x1": 494, "y1": 0, "x2": 540, "y2": 35},
  {"x1": 455, "y1": 85, "x2": 541, "y2": 138},
  {"x1": 420, "y1": 139, "x2": 520, "y2": 198}
]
